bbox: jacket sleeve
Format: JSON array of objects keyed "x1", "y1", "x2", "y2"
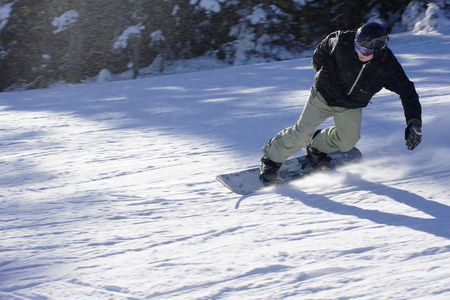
[
  {"x1": 383, "y1": 52, "x2": 422, "y2": 125},
  {"x1": 312, "y1": 31, "x2": 341, "y2": 72}
]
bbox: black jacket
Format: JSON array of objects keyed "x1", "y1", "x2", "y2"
[{"x1": 312, "y1": 30, "x2": 422, "y2": 124}]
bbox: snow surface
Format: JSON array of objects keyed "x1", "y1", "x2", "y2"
[
  {"x1": 0, "y1": 2, "x2": 13, "y2": 34},
  {"x1": 149, "y1": 30, "x2": 166, "y2": 46},
  {"x1": 114, "y1": 25, "x2": 146, "y2": 50},
  {"x1": 52, "y1": 10, "x2": 80, "y2": 35},
  {"x1": 1, "y1": 29, "x2": 450, "y2": 299},
  {"x1": 191, "y1": 0, "x2": 224, "y2": 14}
]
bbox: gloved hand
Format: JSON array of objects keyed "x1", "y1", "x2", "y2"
[{"x1": 405, "y1": 120, "x2": 422, "y2": 150}]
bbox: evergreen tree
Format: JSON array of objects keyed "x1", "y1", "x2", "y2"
[{"x1": 299, "y1": 0, "x2": 411, "y2": 45}]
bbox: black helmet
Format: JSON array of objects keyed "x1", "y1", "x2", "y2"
[{"x1": 356, "y1": 22, "x2": 389, "y2": 50}]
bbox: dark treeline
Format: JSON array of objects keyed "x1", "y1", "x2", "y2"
[{"x1": 0, "y1": 0, "x2": 437, "y2": 91}]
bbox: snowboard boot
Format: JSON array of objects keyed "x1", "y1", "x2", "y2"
[
  {"x1": 260, "y1": 155, "x2": 282, "y2": 184},
  {"x1": 306, "y1": 146, "x2": 332, "y2": 170},
  {"x1": 306, "y1": 129, "x2": 332, "y2": 170}
]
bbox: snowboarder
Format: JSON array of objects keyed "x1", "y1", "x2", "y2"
[{"x1": 260, "y1": 22, "x2": 422, "y2": 183}]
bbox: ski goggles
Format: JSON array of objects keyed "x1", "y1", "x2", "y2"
[{"x1": 354, "y1": 41, "x2": 374, "y2": 57}]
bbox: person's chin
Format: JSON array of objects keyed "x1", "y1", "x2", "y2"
[{"x1": 358, "y1": 54, "x2": 373, "y2": 62}]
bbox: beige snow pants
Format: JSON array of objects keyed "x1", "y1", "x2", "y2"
[{"x1": 262, "y1": 85, "x2": 363, "y2": 163}]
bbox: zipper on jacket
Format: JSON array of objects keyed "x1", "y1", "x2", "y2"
[{"x1": 347, "y1": 64, "x2": 367, "y2": 96}]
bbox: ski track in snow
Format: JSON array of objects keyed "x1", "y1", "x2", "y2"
[{"x1": 0, "y1": 32, "x2": 450, "y2": 299}]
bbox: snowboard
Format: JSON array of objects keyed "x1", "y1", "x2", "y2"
[{"x1": 216, "y1": 147, "x2": 362, "y2": 195}]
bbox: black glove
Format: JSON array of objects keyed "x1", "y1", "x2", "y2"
[{"x1": 405, "y1": 120, "x2": 422, "y2": 150}]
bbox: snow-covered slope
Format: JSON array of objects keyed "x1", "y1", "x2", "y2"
[{"x1": 1, "y1": 30, "x2": 450, "y2": 299}]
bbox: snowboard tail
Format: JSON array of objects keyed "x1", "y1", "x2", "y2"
[{"x1": 216, "y1": 147, "x2": 362, "y2": 195}]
